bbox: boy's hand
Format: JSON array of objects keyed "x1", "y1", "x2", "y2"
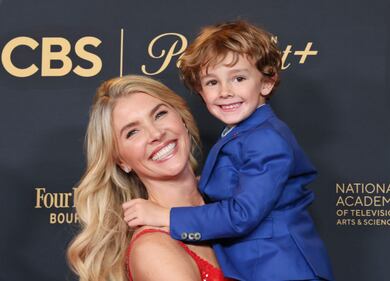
[{"x1": 122, "y1": 199, "x2": 170, "y2": 228}]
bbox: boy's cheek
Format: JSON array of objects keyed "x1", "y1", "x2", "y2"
[{"x1": 203, "y1": 98, "x2": 215, "y2": 110}]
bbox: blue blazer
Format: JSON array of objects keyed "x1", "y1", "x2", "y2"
[{"x1": 170, "y1": 105, "x2": 334, "y2": 281}]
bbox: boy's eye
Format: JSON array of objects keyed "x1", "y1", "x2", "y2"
[
  {"x1": 205, "y1": 80, "x2": 218, "y2": 86},
  {"x1": 155, "y1": 110, "x2": 168, "y2": 119},
  {"x1": 234, "y1": 76, "x2": 246, "y2": 82},
  {"x1": 126, "y1": 129, "x2": 138, "y2": 139}
]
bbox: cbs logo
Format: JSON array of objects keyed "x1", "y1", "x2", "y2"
[{"x1": 1, "y1": 36, "x2": 102, "y2": 77}]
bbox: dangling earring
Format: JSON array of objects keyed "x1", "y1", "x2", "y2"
[{"x1": 123, "y1": 166, "x2": 130, "y2": 173}]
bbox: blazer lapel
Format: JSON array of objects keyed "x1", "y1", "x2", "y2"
[{"x1": 199, "y1": 132, "x2": 235, "y2": 190}]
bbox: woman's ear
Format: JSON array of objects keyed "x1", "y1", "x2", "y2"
[
  {"x1": 182, "y1": 120, "x2": 189, "y2": 133},
  {"x1": 117, "y1": 160, "x2": 131, "y2": 173}
]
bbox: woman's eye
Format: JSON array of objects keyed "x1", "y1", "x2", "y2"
[
  {"x1": 155, "y1": 110, "x2": 168, "y2": 119},
  {"x1": 126, "y1": 129, "x2": 138, "y2": 139}
]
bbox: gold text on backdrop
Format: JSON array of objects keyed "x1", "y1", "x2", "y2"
[
  {"x1": 1, "y1": 36, "x2": 102, "y2": 77},
  {"x1": 140, "y1": 32, "x2": 318, "y2": 75},
  {"x1": 34, "y1": 187, "x2": 79, "y2": 224}
]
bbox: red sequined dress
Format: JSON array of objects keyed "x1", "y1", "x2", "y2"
[{"x1": 126, "y1": 229, "x2": 233, "y2": 281}]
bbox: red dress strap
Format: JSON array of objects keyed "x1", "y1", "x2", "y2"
[{"x1": 125, "y1": 228, "x2": 232, "y2": 281}]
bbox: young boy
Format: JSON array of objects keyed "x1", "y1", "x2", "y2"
[{"x1": 123, "y1": 21, "x2": 334, "y2": 281}]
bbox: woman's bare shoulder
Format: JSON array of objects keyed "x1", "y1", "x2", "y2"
[
  {"x1": 130, "y1": 226, "x2": 175, "y2": 253},
  {"x1": 128, "y1": 227, "x2": 200, "y2": 281}
]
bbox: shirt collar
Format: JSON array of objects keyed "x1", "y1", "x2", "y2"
[{"x1": 220, "y1": 103, "x2": 266, "y2": 138}]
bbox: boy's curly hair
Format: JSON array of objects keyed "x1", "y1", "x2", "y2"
[{"x1": 179, "y1": 20, "x2": 282, "y2": 94}]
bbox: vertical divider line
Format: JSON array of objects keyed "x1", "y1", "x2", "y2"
[{"x1": 120, "y1": 28, "x2": 124, "y2": 77}]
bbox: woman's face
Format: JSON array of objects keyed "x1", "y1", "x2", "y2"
[{"x1": 113, "y1": 92, "x2": 192, "y2": 182}]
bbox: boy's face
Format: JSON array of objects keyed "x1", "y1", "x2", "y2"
[{"x1": 199, "y1": 53, "x2": 274, "y2": 126}]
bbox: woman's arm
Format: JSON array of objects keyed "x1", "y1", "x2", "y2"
[{"x1": 129, "y1": 231, "x2": 200, "y2": 281}]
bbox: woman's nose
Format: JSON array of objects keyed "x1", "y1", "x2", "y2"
[{"x1": 147, "y1": 124, "x2": 165, "y2": 142}]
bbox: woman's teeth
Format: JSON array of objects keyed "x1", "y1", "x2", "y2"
[{"x1": 152, "y1": 142, "x2": 176, "y2": 161}]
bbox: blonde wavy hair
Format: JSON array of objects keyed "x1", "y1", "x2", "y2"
[{"x1": 67, "y1": 75, "x2": 201, "y2": 281}]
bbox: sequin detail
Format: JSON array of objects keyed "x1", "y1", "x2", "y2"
[{"x1": 126, "y1": 229, "x2": 233, "y2": 281}]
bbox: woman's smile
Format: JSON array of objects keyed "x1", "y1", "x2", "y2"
[{"x1": 150, "y1": 140, "x2": 177, "y2": 161}]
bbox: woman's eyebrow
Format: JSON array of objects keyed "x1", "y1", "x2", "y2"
[
  {"x1": 120, "y1": 120, "x2": 139, "y2": 137},
  {"x1": 149, "y1": 103, "x2": 166, "y2": 117}
]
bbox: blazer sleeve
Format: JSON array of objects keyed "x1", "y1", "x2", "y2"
[{"x1": 170, "y1": 128, "x2": 295, "y2": 241}]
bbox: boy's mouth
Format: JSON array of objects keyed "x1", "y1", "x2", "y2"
[{"x1": 219, "y1": 102, "x2": 242, "y2": 111}]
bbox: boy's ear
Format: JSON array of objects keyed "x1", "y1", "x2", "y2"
[{"x1": 260, "y1": 77, "x2": 276, "y2": 97}]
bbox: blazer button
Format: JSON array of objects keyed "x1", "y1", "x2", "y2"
[
  {"x1": 188, "y1": 232, "x2": 195, "y2": 240},
  {"x1": 181, "y1": 232, "x2": 188, "y2": 240},
  {"x1": 194, "y1": 232, "x2": 201, "y2": 240}
]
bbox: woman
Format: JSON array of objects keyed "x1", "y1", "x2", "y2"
[{"x1": 67, "y1": 75, "x2": 231, "y2": 281}]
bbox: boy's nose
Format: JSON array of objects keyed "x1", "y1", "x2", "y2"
[{"x1": 219, "y1": 83, "x2": 234, "y2": 98}]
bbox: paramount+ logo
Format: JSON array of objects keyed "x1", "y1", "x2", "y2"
[{"x1": 1, "y1": 35, "x2": 102, "y2": 77}]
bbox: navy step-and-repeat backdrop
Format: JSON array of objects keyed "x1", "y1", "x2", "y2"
[{"x1": 1, "y1": 1, "x2": 389, "y2": 280}]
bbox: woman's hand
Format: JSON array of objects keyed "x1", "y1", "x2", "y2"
[{"x1": 122, "y1": 199, "x2": 170, "y2": 228}]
